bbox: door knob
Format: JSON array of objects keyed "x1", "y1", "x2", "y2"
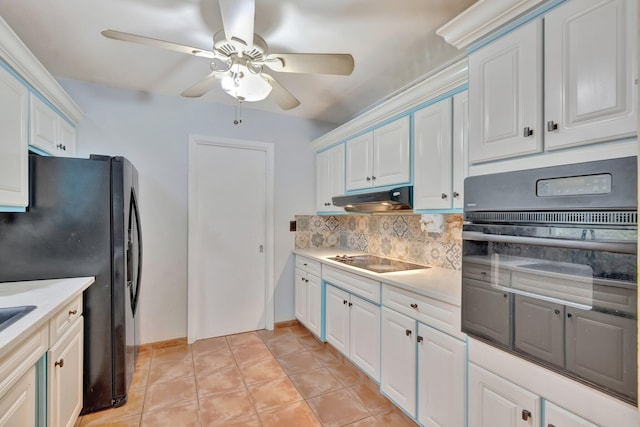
[
  {"x1": 521, "y1": 409, "x2": 531, "y2": 421},
  {"x1": 547, "y1": 121, "x2": 558, "y2": 132},
  {"x1": 523, "y1": 127, "x2": 533, "y2": 137},
  {"x1": 366, "y1": 177, "x2": 371, "y2": 181},
  {"x1": 55, "y1": 359, "x2": 64, "y2": 368},
  {"x1": 405, "y1": 329, "x2": 412, "y2": 337},
  {"x1": 441, "y1": 193, "x2": 447, "y2": 199},
  {"x1": 410, "y1": 303, "x2": 418, "y2": 309},
  {"x1": 68, "y1": 309, "x2": 78, "y2": 316},
  {"x1": 417, "y1": 336, "x2": 423, "y2": 343},
  {"x1": 453, "y1": 192, "x2": 460, "y2": 198}
]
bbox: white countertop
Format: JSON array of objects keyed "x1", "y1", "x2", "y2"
[
  {"x1": 0, "y1": 277, "x2": 95, "y2": 359},
  {"x1": 293, "y1": 249, "x2": 461, "y2": 306}
]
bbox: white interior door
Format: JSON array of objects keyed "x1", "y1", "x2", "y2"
[{"x1": 188, "y1": 135, "x2": 274, "y2": 342}]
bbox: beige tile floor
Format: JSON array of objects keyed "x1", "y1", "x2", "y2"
[{"x1": 74, "y1": 323, "x2": 418, "y2": 427}]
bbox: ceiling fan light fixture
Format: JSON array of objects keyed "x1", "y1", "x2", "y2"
[{"x1": 220, "y1": 63, "x2": 271, "y2": 102}]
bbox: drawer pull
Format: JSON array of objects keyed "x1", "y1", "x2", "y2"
[
  {"x1": 55, "y1": 359, "x2": 65, "y2": 368},
  {"x1": 405, "y1": 329, "x2": 412, "y2": 337},
  {"x1": 521, "y1": 409, "x2": 531, "y2": 421},
  {"x1": 410, "y1": 303, "x2": 418, "y2": 309},
  {"x1": 69, "y1": 309, "x2": 78, "y2": 316},
  {"x1": 303, "y1": 263, "x2": 308, "y2": 266}
]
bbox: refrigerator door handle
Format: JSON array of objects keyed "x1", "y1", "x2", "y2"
[{"x1": 128, "y1": 187, "x2": 143, "y2": 315}]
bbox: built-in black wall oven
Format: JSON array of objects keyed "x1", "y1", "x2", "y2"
[{"x1": 461, "y1": 157, "x2": 637, "y2": 404}]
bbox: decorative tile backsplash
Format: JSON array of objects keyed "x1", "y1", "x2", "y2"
[{"x1": 295, "y1": 214, "x2": 463, "y2": 270}]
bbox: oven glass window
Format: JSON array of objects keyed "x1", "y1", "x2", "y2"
[{"x1": 462, "y1": 223, "x2": 637, "y2": 404}]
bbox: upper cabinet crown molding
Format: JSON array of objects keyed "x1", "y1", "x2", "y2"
[
  {"x1": 436, "y1": 0, "x2": 550, "y2": 50},
  {"x1": 0, "y1": 17, "x2": 83, "y2": 124},
  {"x1": 312, "y1": 59, "x2": 468, "y2": 151}
]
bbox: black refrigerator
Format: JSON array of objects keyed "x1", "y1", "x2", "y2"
[{"x1": 0, "y1": 154, "x2": 142, "y2": 414}]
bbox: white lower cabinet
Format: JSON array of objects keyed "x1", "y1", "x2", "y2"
[
  {"x1": 417, "y1": 323, "x2": 465, "y2": 427},
  {"x1": 381, "y1": 306, "x2": 466, "y2": 426},
  {"x1": 380, "y1": 307, "x2": 416, "y2": 415},
  {"x1": 325, "y1": 284, "x2": 380, "y2": 381},
  {"x1": 544, "y1": 401, "x2": 597, "y2": 427},
  {"x1": 294, "y1": 256, "x2": 322, "y2": 337},
  {"x1": 0, "y1": 366, "x2": 36, "y2": 427},
  {"x1": 468, "y1": 363, "x2": 540, "y2": 427},
  {"x1": 48, "y1": 312, "x2": 83, "y2": 427}
]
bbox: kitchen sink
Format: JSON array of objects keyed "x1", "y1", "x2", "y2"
[{"x1": 0, "y1": 305, "x2": 36, "y2": 333}]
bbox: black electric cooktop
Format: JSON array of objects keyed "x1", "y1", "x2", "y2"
[{"x1": 328, "y1": 254, "x2": 430, "y2": 273}]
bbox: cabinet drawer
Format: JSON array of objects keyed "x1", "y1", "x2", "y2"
[
  {"x1": 0, "y1": 326, "x2": 48, "y2": 399},
  {"x1": 322, "y1": 266, "x2": 380, "y2": 304},
  {"x1": 49, "y1": 295, "x2": 83, "y2": 345},
  {"x1": 295, "y1": 256, "x2": 322, "y2": 277},
  {"x1": 382, "y1": 285, "x2": 464, "y2": 340},
  {"x1": 463, "y1": 262, "x2": 510, "y2": 286}
]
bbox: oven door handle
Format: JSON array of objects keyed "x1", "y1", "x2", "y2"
[{"x1": 462, "y1": 231, "x2": 637, "y2": 254}]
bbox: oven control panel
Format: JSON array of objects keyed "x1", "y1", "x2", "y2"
[{"x1": 537, "y1": 173, "x2": 612, "y2": 197}]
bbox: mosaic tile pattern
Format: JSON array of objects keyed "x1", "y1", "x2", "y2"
[{"x1": 294, "y1": 214, "x2": 463, "y2": 270}]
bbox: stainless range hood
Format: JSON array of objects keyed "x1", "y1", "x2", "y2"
[{"x1": 332, "y1": 186, "x2": 413, "y2": 213}]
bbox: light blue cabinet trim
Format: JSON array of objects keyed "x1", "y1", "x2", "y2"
[
  {"x1": 28, "y1": 145, "x2": 53, "y2": 156},
  {"x1": 466, "y1": 0, "x2": 567, "y2": 54},
  {"x1": 35, "y1": 353, "x2": 47, "y2": 427},
  {"x1": 0, "y1": 58, "x2": 76, "y2": 127},
  {"x1": 0, "y1": 206, "x2": 27, "y2": 212}
]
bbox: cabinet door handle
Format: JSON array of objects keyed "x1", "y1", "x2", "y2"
[
  {"x1": 554, "y1": 309, "x2": 560, "y2": 315},
  {"x1": 405, "y1": 329, "x2": 412, "y2": 337},
  {"x1": 410, "y1": 303, "x2": 418, "y2": 309},
  {"x1": 453, "y1": 192, "x2": 460, "y2": 198},
  {"x1": 567, "y1": 313, "x2": 573, "y2": 318},
  {"x1": 68, "y1": 309, "x2": 78, "y2": 316},
  {"x1": 417, "y1": 336, "x2": 423, "y2": 343},
  {"x1": 441, "y1": 193, "x2": 447, "y2": 199},
  {"x1": 366, "y1": 177, "x2": 371, "y2": 181},
  {"x1": 371, "y1": 176, "x2": 376, "y2": 180},
  {"x1": 348, "y1": 302, "x2": 353, "y2": 307},
  {"x1": 548, "y1": 424, "x2": 556, "y2": 427},
  {"x1": 55, "y1": 359, "x2": 65, "y2": 368},
  {"x1": 343, "y1": 300, "x2": 348, "y2": 305},
  {"x1": 523, "y1": 127, "x2": 533, "y2": 137},
  {"x1": 547, "y1": 121, "x2": 558, "y2": 132},
  {"x1": 521, "y1": 409, "x2": 531, "y2": 421}
]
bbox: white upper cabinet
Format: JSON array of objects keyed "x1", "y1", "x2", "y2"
[
  {"x1": 346, "y1": 132, "x2": 374, "y2": 190},
  {"x1": 469, "y1": 20, "x2": 543, "y2": 163},
  {"x1": 544, "y1": 0, "x2": 637, "y2": 150},
  {"x1": 0, "y1": 65, "x2": 29, "y2": 208},
  {"x1": 468, "y1": 0, "x2": 637, "y2": 166},
  {"x1": 452, "y1": 90, "x2": 468, "y2": 209},
  {"x1": 346, "y1": 116, "x2": 410, "y2": 191},
  {"x1": 372, "y1": 117, "x2": 410, "y2": 187},
  {"x1": 316, "y1": 144, "x2": 345, "y2": 212},
  {"x1": 30, "y1": 94, "x2": 76, "y2": 157},
  {"x1": 414, "y1": 98, "x2": 453, "y2": 210},
  {"x1": 413, "y1": 90, "x2": 468, "y2": 211}
]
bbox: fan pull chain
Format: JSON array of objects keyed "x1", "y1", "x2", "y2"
[{"x1": 234, "y1": 100, "x2": 243, "y2": 125}]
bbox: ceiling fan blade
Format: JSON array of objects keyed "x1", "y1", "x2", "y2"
[
  {"x1": 181, "y1": 71, "x2": 223, "y2": 98},
  {"x1": 262, "y1": 73, "x2": 300, "y2": 110},
  {"x1": 264, "y1": 53, "x2": 355, "y2": 75},
  {"x1": 219, "y1": 0, "x2": 255, "y2": 50},
  {"x1": 101, "y1": 29, "x2": 216, "y2": 59}
]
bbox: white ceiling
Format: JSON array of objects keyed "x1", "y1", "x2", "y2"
[{"x1": 0, "y1": 0, "x2": 476, "y2": 125}]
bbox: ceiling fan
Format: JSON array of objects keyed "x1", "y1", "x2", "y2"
[{"x1": 101, "y1": 0, "x2": 355, "y2": 110}]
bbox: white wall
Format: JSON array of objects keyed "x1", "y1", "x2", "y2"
[{"x1": 59, "y1": 78, "x2": 333, "y2": 344}]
